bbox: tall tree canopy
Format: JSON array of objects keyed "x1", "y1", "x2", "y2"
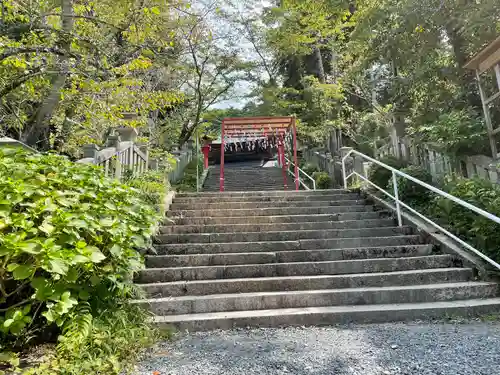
[{"x1": 1, "y1": 0, "x2": 499, "y2": 156}]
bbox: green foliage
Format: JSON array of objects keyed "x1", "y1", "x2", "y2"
[
  {"x1": 368, "y1": 156, "x2": 408, "y2": 190},
  {"x1": 0, "y1": 148, "x2": 160, "y2": 347},
  {"x1": 408, "y1": 109, "x2": 488, "y2": 155},
  {"x1": 174, "y1": 158, "x2": 204, "y2": 192},
  {"x1": 126, "y1": 171, "x2": 169, "y2": 210},
  {"x1": 0, "y1": 0, "x2": 186, "y2": 153},
  {"x1": 313, "y1": 172, "x2": 332, "y2": 190},
  {"x1": 302, "y1": 163, "x2": 320, "y2": 176},
  {"x1": 388, "y1": 165, "x2": 433, "y2": 207},
  {"x1": 428, "y1": 177, "x2": 500, "y2": 263},
  {"x1": 7, "y1": 304, "x2": 160, "y2": 375}
]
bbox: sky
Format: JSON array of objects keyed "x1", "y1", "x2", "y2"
[{"x1": 207, "y1": 0, "x2": 273, "y2": 109}]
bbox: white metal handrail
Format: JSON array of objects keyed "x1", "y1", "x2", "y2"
[
  {"x1": 342, "y1": 149, "x2": 500, "y2": 270},
  {"x1": 285, "y1": 156, "x2": 316, "y2": 190}
]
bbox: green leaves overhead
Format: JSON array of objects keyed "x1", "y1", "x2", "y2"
[{"x1": 0, "y1": 0, "x2": 186, "y2": 154}]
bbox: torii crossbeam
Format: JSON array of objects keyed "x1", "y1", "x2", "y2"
[{"x1": 220, "y1": 116, "x2": 299, "y2": 192}]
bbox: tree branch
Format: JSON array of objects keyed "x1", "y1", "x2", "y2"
[
  {"x1": 0, "y1": 69, "x2": 45, "y2": 98},
  {"x1": 0, "y1": 46, "x2": 78, "y2": 61}
]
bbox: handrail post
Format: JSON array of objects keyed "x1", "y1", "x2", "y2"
[
  {"x1": 340, "y1": 147, "x2": 353, "y2": 189},
  {"x1": 342, "y1": 158, "x2": 347, "y2": 189},
  {"x1": 392, "y1": 170, "x2": 403, "y2": 227},
  {"x1": 220, "y1": 120, "x2": 225, "y2": 192}
]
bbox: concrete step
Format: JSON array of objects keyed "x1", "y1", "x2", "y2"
[
  {"x1": 153, "y1": 234, "x2": 422, "y2": 255},
  {"x1": 139, "y1": 282, "x2": 498, "y2": 316},
  {"x1": 158, "y1": 218, "x2": 396, "y2": 234},
  {"x1": 173, "y1": 194, "x2": 360, "y2": 204},
  {"x1": 170, "y1": 200, "x2": 367, "y2": 210},
  {"x1": 203, "y1": 187, "x2": 290, "y2": 191},
  {"x1": 167, "y1": 205, "x2": 373, "y2": 218},
  {"x1": 145, "y1": 244, "x2": 433, "y2": 268},
  {"x1": 137, "y1": 255, "x2": 454, "y2": 283},
  {"x1": 140, "y1": 268, "x2": 473, "y2": 297},
  {"x1": 153, "y1": 298, "x2": 500, "y2": 331},
  {"x1": 205, "y1": 181, "x2": 290, "y2": 185},
  {"x1": 167, "y1": 212, "x2": 387, "y2": 226},
  {"x1": 176, "y1": 189, "x2": 350, "y2": 197},
  {"x1": 208, "y1": 187, "x2": 290, "y2": 192},
  {"x1": 155, "y1": 226, "x2": 413, "y2": 244}
]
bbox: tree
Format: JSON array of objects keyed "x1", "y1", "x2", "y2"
[
  {"x1": 0, "y1": 0, "x2": 186, "y2": 153},
  {"x1": 162, "y1": 0, "x2": 252, "y2": 147},
  {"x1": 253, "y1": 0, "x2": 499, "y2": 155}
]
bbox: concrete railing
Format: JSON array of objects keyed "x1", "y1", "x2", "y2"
[
  {"x1": 167, "y1": 146, "x2": 193, "y2": 184},
  {"x1": 377, "y1": 136, "x2": 500, "y2": 184},
  {"x1": 78, "y1": 129, "x2": 195, "y2": 184},
  {"x1": 77, "y1": 127, "x2": 150, "y2": 181},
  {"x1": 1, "y1": 130, "x2": 194, "y2": 184}
]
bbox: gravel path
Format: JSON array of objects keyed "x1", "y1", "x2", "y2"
[{"x1": 135, "y1": 322, "x2": 500, "y2": 375}]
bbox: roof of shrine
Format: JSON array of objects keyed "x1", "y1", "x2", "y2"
[{"x1": 464, "y1": 35, "x2": 500, "y2": 73}]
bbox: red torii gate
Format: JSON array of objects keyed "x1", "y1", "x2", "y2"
[{"x1": 220, "y1": 116, "x2": 299, "y2": 192}]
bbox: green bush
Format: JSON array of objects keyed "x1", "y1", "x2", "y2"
[
  {"x1": 126, "y1": 170, "x2": 169, "y2": 210},
  {"x1": 387, "y1": 165, "x2": 433, "y2": 207},
  {"x1": 174, "y1": 158, "x2": 204, "y2": 192},
  {"x1": 0, "y1": 148, "x2": 160, "y2": 348},
  {"x1": 368, "y1": 156, "x2": 407, "y2": 190},
  {"x1": 7, "y1": 303, "x2": 164, "y2": 375},
  {"x1": 408, "y1": 109, "x2": 488, "y2": 155},
  {"x1": 313, "y1": 172, "x2": 332, "y2": 189},
  {"x1": 302, "y1": 163, "x2": 320, "y2": 176},
  {"x1": 429, "y1": 177, "x2": 500, "y2": 263}
]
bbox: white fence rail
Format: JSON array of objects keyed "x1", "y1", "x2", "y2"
[
  {"x1": 342, "y1": 148, "x2": 500, "y2": 271},
  {"x1": 285, "y1": 156, "x2": 316, "y2": 190}
]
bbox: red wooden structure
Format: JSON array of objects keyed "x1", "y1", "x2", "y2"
[{"x1": 220, "y1": 116, "x2": 299, "y2": 192}]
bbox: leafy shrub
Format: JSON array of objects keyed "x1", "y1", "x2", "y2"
[
  {"x1": 149, "y1": 147, "x2": 177, "y2": 171},
  {"x1": 7, "y1": 304, "x2": 163, "y2": 375},
  {"x1": 0, "y1": 148, "x2": 160, "y2": 347},
  {"x1": 313, "y1": 172, "x2": 332, "y2": 189},
  {"x1": 428, "y1": 177, "x2": 500, "y2": 263},
  {"x1": 408, "y1": 109, "x2": 488, "y2": 155},
  {"x1": 174, "y1": 158, "x2": 204, "y2": 192},
  {"x1": 367, "y1": 156, "x2": 407, "y2": 190},
  {"x1": 126, "y1": 171, "x2": 169, "y2": 210},
  {"x1": 301, "y1": 163, "x2": 320, "y2": 176},
  {"x1": 387, "y1": 165, "x2": 433, "y2": 207}
]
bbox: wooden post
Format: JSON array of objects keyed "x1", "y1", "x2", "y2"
[
  {"x1": 292, "y1": 117, "x2": 299, "y2": 191},
  {"x1": 220, "y1": 120, "x2": 225, "y2": 192},
  {"x1": 476, "y1": 69, "x2": 498, "y2": 158}
]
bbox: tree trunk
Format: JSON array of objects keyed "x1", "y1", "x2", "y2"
[
  {"x1": 312, "y1": 46, "x2": 326, "y2": 83},
  {"x1": 22, "y1": 0, "x2": 74, "y2": 150},
  {"x1": 178, "y1": 108, "x2": 202, "y2": 147},
  {"x1": 445, "y1": 20, "x2": 482, "y2": 111}
]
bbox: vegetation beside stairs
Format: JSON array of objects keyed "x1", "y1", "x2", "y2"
[{"x1": 0, "y1": 148, "x2": 170, "y2": 374}]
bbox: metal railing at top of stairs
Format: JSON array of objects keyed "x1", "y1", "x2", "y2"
[
  {"x1": 341, "y1": 149, "x2": 500, "y2": 271},
  {"x1": 284, "y1": 156, "x2": 316, "y2": 190}
]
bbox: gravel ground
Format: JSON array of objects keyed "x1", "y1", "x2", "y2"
[{"x1": 135, "y1": 322, "x2": 500, "y2": 375}]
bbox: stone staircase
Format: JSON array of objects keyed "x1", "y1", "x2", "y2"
[
  {"x1": 203, "y1": 161, "x2": 294, "y2": 191},
  {"x1": 135, "y1": 190, "x2": 500, "y2": 331}
]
